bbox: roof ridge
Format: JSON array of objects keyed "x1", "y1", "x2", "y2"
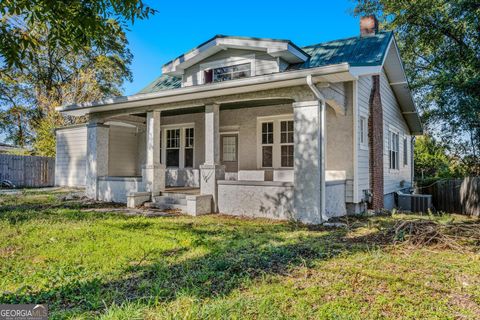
[{"x1": 302, "y1": 30, "x2": 393, "y2": 49}]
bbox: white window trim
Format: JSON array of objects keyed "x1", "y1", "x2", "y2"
[
  {"x1": 199, "y1": 54, "x2": 256, "y2": 84},
  {"x1": 388, "y1": 128, "x2": 400, "y2": 172},
  {"x1": 403, "y1": 135, "x2": 409, "y2": 167},
  {"x1": 256, "y1": 114, "x2": 294, "y2": 169},
  {"x1": 359, "y1": 115, "x2": 368, "y2": 151},
  {"x1": 161, "y1": 123, "x2": 195, "y2": 169}
]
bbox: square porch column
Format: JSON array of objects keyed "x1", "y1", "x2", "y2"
[
  {"x1": 86, "y1": 122, "x2": 109, "y2": 200},
  {"x1": 142, "y1": 110, "x2": 165, "y2": 196},
  {"x1": 200, "y1": 104, "x2": 225, "y2": 212},
  {"x1": 292, "y1": 100, "x2": 326, "y2": 224}
]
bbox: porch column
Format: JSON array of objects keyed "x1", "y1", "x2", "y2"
[
  {"x1": 143, "y1": 110, "x2": 165, "y2": 196},
  {"x1": 200, "y1": 103, "x2": 225, "y2": 212},
  {"x1": 86, "y1": 122, "x2": 109, "y2": 200},
  {"x1": 292, "y1": 100, "x2": 326, "y2": 224}
]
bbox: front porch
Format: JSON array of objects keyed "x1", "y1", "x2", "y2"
[{"x1": 86, "y1": 90, "x2": 353, "y2": 223}]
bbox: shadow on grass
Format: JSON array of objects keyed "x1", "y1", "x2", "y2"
[{"x1": 0, "y1": 218, "x2": 360, "y2": 317}]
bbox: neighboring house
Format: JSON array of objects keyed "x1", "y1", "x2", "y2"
[{"x1": 56, "y1": 16, "x2": 422, "y2": 224}]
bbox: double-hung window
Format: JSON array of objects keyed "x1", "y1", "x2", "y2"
[
  {"x1": 259, "y1": 116, "x2": 294, "y2": 168},
  {"x1": 261, "y1": 122, "x2": 274, "y2": 167},
  {"x1": 166, "y1": 129, "x2": 180, "y2": 167},
  {"x1": 280, "y1": 120, "x2": 294, "y2": 167},
  {"x1": 389, "y1": 130, "x2": 399, "y2": 170},
  {"x1": 359, "y1": 116, "x2": 368, "y2": 147},
  {"x1": 163, "y1": 126, "x2": 195, "y2": 168}
]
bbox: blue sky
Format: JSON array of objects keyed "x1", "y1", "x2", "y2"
[{"x1": 123, "y1": 0, "x2": 360, "y2": 96}]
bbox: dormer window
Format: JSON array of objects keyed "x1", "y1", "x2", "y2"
[{"x1": 204, "y1": 63, "x2": 251, "y2": 84}]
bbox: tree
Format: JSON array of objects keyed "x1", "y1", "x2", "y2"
[
  {"x1": 0, "y1": 0, "x2": 156, "y2": 68},
  {"x1": 414, "y1": 135, "x2": 462, "y2": 179},
  {"x1": 353, "y1": 0, "x2": 480, "y2": 176}
]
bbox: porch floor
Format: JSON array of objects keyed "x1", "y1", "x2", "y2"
[{"x1": 164, "y1": 187, "x2": 200, "y2": 195}]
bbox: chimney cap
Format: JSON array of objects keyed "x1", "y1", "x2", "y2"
[{"x1": 360, "y1": 15, "x2": 379, "y2": 37}]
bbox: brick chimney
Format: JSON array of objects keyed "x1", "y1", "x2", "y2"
[{"x1": 360, "y1": 15, "x2": 379, "y2": 36}]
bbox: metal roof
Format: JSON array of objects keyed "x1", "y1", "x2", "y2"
[{"x1": 138, "y1": 32, "x2": 393, "y2": 95}]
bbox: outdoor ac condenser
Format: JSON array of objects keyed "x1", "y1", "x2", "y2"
[{"x1": 397, "y1": 192, "x2": 432, "y2": 213}]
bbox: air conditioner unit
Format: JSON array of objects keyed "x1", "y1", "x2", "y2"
[{"x1": 397, "y1": 192, "x2": 432, "y2": 213}]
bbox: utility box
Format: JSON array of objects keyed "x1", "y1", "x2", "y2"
[{"x1": 397, "y1": 192, "x2": 433, "y2": 213}]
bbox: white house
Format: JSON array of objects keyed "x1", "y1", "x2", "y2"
[{"x1": 55, "y1": 16, "x2": 422, "y2": 224}]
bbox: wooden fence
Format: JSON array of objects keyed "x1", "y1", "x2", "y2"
[
  {"x1": 0, "y1": 154, "x2": 55, "y2": 188},
  {"x1": 420, "y1": 177, "x2": 480, "y2": 216}
]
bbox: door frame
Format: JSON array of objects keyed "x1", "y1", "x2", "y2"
[{"x1": 220, "y1": 132, "x2": 239, "y2": 172}]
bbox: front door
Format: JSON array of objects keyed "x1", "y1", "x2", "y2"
[{"x1": 220, "y1": 134, "x2": 238, "y2": 172}]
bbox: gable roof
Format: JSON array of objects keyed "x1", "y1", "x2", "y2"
[{"x1": 138, "y1": 31, "x2": 393, "y2": 95}]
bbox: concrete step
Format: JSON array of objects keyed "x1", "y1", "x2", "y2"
[
  {"x1": 153, "y1": 195, "x2": 187, "y2": 205},
  {"x1": 152, "y1": 202, "x2": 187, "y2": 211},
  {"x1": 159, "y1": 192, "x2": 187, "y2": 199}
]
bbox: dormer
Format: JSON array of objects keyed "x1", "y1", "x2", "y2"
[{"x1": 162, "y1": 35, "x2": 310, "y2": 87}]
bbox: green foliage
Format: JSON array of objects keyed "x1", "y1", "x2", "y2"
[
  {"x1": 1, "y1": 190, "x2": 479, "y2": 319},
  {"x1": 0, "y1": 0, "x2": 155, "y2": 154},
  {"x1": 0, "y1": 0, "x2": 156, "y2": 68},
  {"x1": 354, "y1": 0, "x2": 480, "y2": 176},
  {"x1": 414, "y1": 135, "x2": 457, "y2": 179}
]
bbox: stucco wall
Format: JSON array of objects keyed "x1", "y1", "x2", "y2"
[
  {"x1": 217, "y1": 180, "x2": 294, "y2": 220},
  {"x1": 97, "y1": 177, "x2": 142, "y2": 203},
  {"x1": 55, "y1": 125, "x2": 87, "y2": 187},
  {"x1": 108, "y1": 125, "x2": 140, "y2": 176},
  {"x1": 217, "y1": 179, "x2": 347, "y2": 222}
]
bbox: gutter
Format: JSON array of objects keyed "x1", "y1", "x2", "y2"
[{"x1": 306, "y1": 75, "x2": 328, "y2": 222}]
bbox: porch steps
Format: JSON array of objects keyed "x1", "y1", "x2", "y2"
[{"x1": 147, "y1": 192, "x2": 188, "y2": 212}]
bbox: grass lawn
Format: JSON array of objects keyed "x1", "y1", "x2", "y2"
[{"x1": 1, "y1": 189, "x2": 479, "y2": 319}]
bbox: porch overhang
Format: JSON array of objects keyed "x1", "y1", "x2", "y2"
[{"x1": 57, "y1": 63, "x2": 354, "y2": 116}]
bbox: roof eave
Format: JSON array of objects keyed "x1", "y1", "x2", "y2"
[{"x1": 57, "y1": 63, "x2": 353, "y2": 116}]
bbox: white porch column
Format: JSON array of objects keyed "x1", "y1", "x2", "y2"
[
  {"x1": 292, "y1": 100, "x2": 326, "y2": 224},
  {"x1": 86, "y1": 122, "x2": 109, "y2": 200},
  {"x1": 143, "y1": 110, "x2": 165, "y2": 196},
  {"x1": 200, "y1": 104, "x2": 225, "y2": 212}
]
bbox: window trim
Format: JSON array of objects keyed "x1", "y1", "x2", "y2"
[
  {"x1": 388, "y1": 129, "x2": 400, "y2": 171},
  {"x1": 161, "y1": 123, "x2": 195, "y2": 169},
  {"x1": 359, "y1": 115, "x2": 368, "y2": 150},
  {"x1": 256, "y1": 114, "x2": 294, "y2": 169}
]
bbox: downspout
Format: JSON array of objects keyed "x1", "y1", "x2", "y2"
[{"x1": 306, "y1": 75, "x2": 328, "y2": 222}]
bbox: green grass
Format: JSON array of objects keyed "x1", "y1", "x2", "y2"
[{"x1": 1, "y1": 190, "x2": 479, "y2": 319}]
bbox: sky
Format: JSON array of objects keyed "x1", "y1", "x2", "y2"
[{"x1": 123, "y1": 0, "x2": 360, "y2": 96}]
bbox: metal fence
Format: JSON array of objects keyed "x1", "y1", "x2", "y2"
[
  {"x1": 420, "y1": 177, "x2": 480, "y2": 216},
  {"x1": 0, "y1": 154, "x2": 55, "y2": 188}
]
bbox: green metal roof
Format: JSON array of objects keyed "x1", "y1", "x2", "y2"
[{"x1": 137, "y1": 31, "x2": 393, "y2": 94}]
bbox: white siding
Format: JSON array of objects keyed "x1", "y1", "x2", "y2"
[
  {"x1": 55, "y1": 126, "x2": 87, "y2": 187},
  {"x1": 381, "y1": 69, "x2": 412, "y2": 194},
  {"x1": 356, "y1": 76, "x2": 371, "y2": 200},
  {"x1": 108, "y1": 125, "x2": 139, "y2": 176}
]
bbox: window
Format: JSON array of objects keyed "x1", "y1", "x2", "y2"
[
  {"x1": 280, "y1": 120, "x2": 294, "y2": 167},
  {"x1": 360, "y1": 116, "x2": 367, "y2": 146},
  {"x1": 261, "y1": 122, "x2": 274, "y2": 167},
  {"x1": 212, "y1": 63, "x2": 251, "y2": 83},
  {"x1": 166, "y1": 129, "x2": 180, "y2": 167},
  {"x1": 258, "y1": 117, "x2": 294, "y2": 168},
  {"x1": 184, "y1": 128, "x2": 194, "y2": 167},
  {"x1": 222, "y1": 136, "x2": 237, "y2": 161},
  {"x1": 403, "y1": 137, "x2": 408, "y2": 166},
  {"x1": 389, "y1": 131, "x2": 399, "y2": 170}
]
